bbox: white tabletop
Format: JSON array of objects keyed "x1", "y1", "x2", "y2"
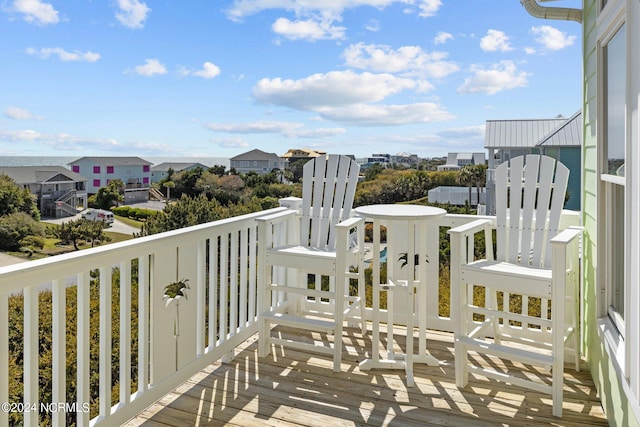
[{"x1": 354, "y1": 204, "x2": 446, "y2": 220}]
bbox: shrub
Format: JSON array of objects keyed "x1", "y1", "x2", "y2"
[{"x1": 0, "y1": 212, "x2": 45, "y2": 250}]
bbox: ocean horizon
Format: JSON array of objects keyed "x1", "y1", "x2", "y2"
[{"x1": 0, "y1": 156, "x2": 230, "y2": 168}]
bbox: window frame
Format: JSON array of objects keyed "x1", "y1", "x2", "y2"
[{"x1": 596, "y1": 0, "x2": 640, "y2": 411}]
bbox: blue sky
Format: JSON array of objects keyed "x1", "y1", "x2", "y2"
[{"x1": 0, "y1": 0, "x2": 582, "y2": 159}]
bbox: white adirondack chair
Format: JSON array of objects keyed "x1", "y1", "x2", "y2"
[
  {"x1": 448, "y1": 155, "x2": 582, "y2": 417},
  {"x1": 257, "y1": 154, "x2": 365, "y2": 372}
]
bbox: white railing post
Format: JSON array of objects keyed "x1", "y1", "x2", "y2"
[
  {"x1": 24, "y1": 286, "x2": 39, "y2": 426},
  {"x1": 52, "y1": 278, "x2": 66, "y2": 427},
  {"x1": 77, "y1": 272, "x2": 90, "y2": 427}
]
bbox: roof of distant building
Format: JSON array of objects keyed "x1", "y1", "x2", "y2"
[
  {"x1": 68, "y1": 156, "x2": 153, "y2": 166},
  {"x1": 151, "y1": 162, "x2": 208, "y2": 172},
  {"x1": 0, "y1": 166, "x2": 86, "y2": 184},
  {"x1": 484, "y1": 111, "x2": 581, "y2": 149}
]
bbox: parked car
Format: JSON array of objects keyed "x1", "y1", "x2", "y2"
[{"x1": 81, "y1": 209, "x2": 114, "y2": 226}]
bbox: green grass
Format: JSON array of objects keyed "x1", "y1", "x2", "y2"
[{"x1": 114, "y1": 215, "x2": 144, "y2": 228}]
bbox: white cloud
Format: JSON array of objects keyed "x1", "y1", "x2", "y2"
[
  {"x1": 226, "y1": 1, "x2": 442, "y2": 41},
  {"x1": 226, "y1": 1, "x2": 442, "y2": 21},
  {"x1": 3, "y1": 106, "x2": 38, "y2": 120},
  {"x1": 180, "y1": 61, "x2": 221, "y2": 79},
  {"x1": 213, "y1": 137, "x2": 250, "y2": 148},
  {"x1": 365, "y1": 19, "x2": 380, "y2": 32},
  {"x1": 253, "y1": 70, "x2": 416, "y2": 110},
  {"x1": 343, "y1": 43, "x2": 458, "y2": 78},
  {"x1": 0, "y1": 129, "x2": 43, "y2": 141},
  {"x1": 10, "y1": 0, "x2": 59, "y2": 25},
  {"x1": 437, "y1": 125, "x2": 485, "y2": 139},
  {"x1": 318, "y1": 102, "x2": 453, "y2": 126},
  {"x1": 531, "y1": 25, "x2": 576, "y2": 50},
  {"x1": 26, "y1": 47, "x2": 100, "y2": 62},
  {"x1": 206, "y1": 120, "x2": 303, "y2": 134},
  {"x1": 480, "y1": 29, "x2": 513, "y2": 52},
  {"x1": 115, "y1": 0, "x2": 150, "y2": 29},
  {"x1": 434, "y1": 31, "x2": 453, "y2": 45},
  {"x1": 417, "y1": 0, "x2": 442, "y2": 17},
  {"x1": 205, "y1": 120, "x2": 346, "y2": 138},
  {"x1": 272, "y1": 17, "x2": 345, "y2": 41},
  {"x1": 133, "y1": 59, "x2": 167, "y2": 77},
  {"x1": 457, "y1": 60, "x2": 530, "y2": 95}
]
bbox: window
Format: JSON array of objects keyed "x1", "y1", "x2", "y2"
[
  {"x1": 93, "y1": 166, "x2": 101, "y2": 174},
  {"x1": 93, "y1": 179, "x2": 101, "y2": 187},
  {"x1": 107, "y1": 166, "x2": 114, "y2": 174},
  {"x1": 72, "y1": 165, "x2": 80, "y2": 173},
  {"x1": 143, "y1": 165, "x2": 150, "y2": 172},
  {"x1": 601, "y1": 22, "x2": 626, "y2": 335},
  {"x1": 143, "y1": 177, "x2": 149, "y2": 184}
]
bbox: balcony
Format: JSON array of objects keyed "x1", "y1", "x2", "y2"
[{"x1": 0, "y1": 207, "x2": 606, "y2": 426}]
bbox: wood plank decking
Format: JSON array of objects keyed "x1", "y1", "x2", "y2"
[{"x1": 126, "y1": 326, "x2": 606, "y2": 426}]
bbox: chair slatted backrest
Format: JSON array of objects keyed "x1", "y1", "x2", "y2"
[
  {"x1": 300, "y1": 155, "x2": 360, "y2": 250},
  {"x1": 495, "y1": 155, "x2": 569, "y2": 268}
]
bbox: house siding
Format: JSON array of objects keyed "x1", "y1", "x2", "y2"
[{"x1": 582, "y1": 1, "x2": 640, "y2": 426}]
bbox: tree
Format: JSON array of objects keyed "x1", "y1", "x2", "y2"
[
  {"x1": 90, "y1": 180, "x2": 124, "y2": 210},
  {"x1": 458, "y1": 165, "x2": 475, "y2": 205},
  {"x1": 0, "y1": 174, "x2": 40, "y2": 219},
  {"x1": 0, "y1": 212, "x2": 45, "y2": 251},
  {"x1": 57, "y1": 218, "x2": 110, "y2": 250},
  {"x1": 163, "y1": 181, "x2": 175, "y2": 200}
]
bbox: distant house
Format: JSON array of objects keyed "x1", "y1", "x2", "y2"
[
  {"x1": 230, "y1": 149, "x2": 285, "y2": 175},
  {"x1": 150, "y1": 162, "x2": 208, "y2": 183},
  {"x1": 437, "y1": 152, "x2": 486, "y2": 171},
  {"x1": 484, "y1": 111, "x2": 582, "y2": 213},
  {"x1": 281, "y1": 148, "x2": 326, "y2": 166},
  {"x1": 0, "y1": 166, "x2": 87, "y2": 218},
  {"x1": 391, "y1": 152, "x2": 420, "y2": 167},
  {"x1": 68, "y1": 156, "x2": 152, "y2": 204}
]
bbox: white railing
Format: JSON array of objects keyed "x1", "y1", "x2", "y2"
[
  {"x1": 0, "y1": 207, "x2": 287, "y2": 427},
  {"x1": 0, "y1": 206, "x2": 522, "y2": 426}
]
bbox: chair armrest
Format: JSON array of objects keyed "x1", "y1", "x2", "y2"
[
  {"x1": 550, "y1": 226, "x2": 582, "y2": 247},
  {"x1": 335, "y1": 216, "x2": 364, "y2": 230},
  {"x1": 256, "y1": 208, "x2": 297, "y2": 225},
  {"x1": 448, "y1": 218, "x2": 493, "y2": 237}
]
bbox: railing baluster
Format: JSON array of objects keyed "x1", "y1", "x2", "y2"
[
  {"x1": 0, "y1": 291, "x2": 8, "y2": 427},
  {"x1": 230, "y1": 230, "x2": 238, "y2": 336},
  {"x1": 99, "y1": 266, "x2": 112, "y2": 419},
  {"x1": 24, "y1": 286, "x2": 39, "y2": 426},
  {"x1": 77, "y1": 272, "x2": 90, "y2": 427},
  {"x1": 196, "y1": 239, "x2": 206, "y2": 356},
  {"x1": 248, "y1": 225, "x2": 257, "y2": 323},
  {"x1": 137, "y1": 256, "x2": 149, "y2": 394},
  {"x1": 120, "y1": 260, "x2": 131, "y2": 406},
  {"x1": 220, "y1": 234, "x2": 228, "y2": 345},
  {"x1": 239, "y1": 228, "x2": 248, "y2": 329},
  {"x1": 52, "y1": 278, "x2": 66, "y2": 427},
  {"x1": 209, "y1": 235, "x2": 219, "y2": 351}
]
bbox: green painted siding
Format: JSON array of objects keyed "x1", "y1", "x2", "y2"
[{"x1": 582, "y1": 1, "x2": 640, "y2": 426}]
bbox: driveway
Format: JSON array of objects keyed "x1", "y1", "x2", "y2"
[
  {"x1": 0, "y1": 252, "x2": 26, "y2": 267},
  {"x1": 41, "y1": 213, "x2": 141, "y2": 235}
]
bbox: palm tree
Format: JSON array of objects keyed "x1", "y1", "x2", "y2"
[
  {"x1": 163, "y1": 181, "x2": 175, "y2": 200},
  {"x1": 458, "y1": 165, "x2": 475, "y2": 205}
]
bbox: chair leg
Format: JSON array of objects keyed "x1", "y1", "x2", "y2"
[{"x1": 258, "y1": 317, "x2": 270, "y2": 357}]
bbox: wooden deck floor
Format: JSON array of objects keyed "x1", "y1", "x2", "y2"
[{"x1": 126, "y1": 326, "x2": 607, "y2": 427}]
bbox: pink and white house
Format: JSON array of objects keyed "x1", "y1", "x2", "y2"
[{"x1": 68, "y1": 156, "x2": 152, "y2": 204}]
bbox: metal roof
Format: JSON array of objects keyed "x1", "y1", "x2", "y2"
[
  {"x1": 484, "y1": 112, "x2": 581, "y2": 149},
  {"x1": 68, "y1": 156, "x2": 153, "y2": 166},
  {"x1": 230, "y1": 149, "x2": 279, "y2": 161},
  {"x1": 151, "y1": 162, "x2": 208, "y2": 172},
  {"x1": 0, "y1": 166, "x2": 87, "y2": 184}
]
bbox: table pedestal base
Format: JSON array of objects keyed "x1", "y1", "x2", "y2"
[{"x1": 359, "y1": 279, "x2": 439, "y2": 387}]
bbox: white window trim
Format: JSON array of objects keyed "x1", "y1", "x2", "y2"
[{"x1": 596, "y1": 0, "x2": 640, "y2": 413}]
